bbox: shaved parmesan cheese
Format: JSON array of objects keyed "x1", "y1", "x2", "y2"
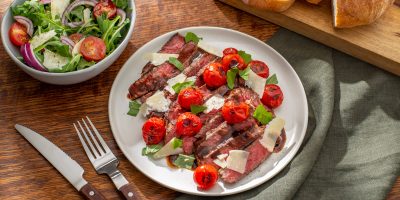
[
  {"x1": 197, "y1": 41, "x2": 223, "y2": 57},
  {"x1": 51, "y1": 0, "x2": 70, "y2": 20},
  {"x1": 153, "y1": 138, "x2": 183, "y2": 159},
  {"x1": 83, "y1": 8, "x2": 92, "y2": 24},
  {"x1": 144, "y1": 91, "x2": 171, "y2": 114},
  {"x1": 204, "y1": 94, "x2": 225, "y2": 113},
  {"x1": 259, "y1": 117, "x2": 285, "y2": 152},
  {"x1": 164, "y1": 73, "x2": 187, "y2": 94},
  {"x1": 217, "y1": 153, "x2": 228, "y2": 160},
  {"x1": 226, "y1": 150, "x2": 249, "y2": 174},
  {"x1": 147, "y1": 53, "x2": 179, "y2": 66},
  {"x1": 245, "y1": 69, "x2": 267, "y2": 97},
  {"x1": 42, "y1": 50, "x2": 69, "y2": 70},
  {"x1": 186, "y1": 76, "x2": 197, "y2": 83},
  {"x1": 213, "y1": 159, "x2": 227, "y2": 168},
  {"x1": 30, "y1": 30, "x2": 57, "y2": 49},
  {"x1": 72, "y1": 38, "x2": 85, "y2": 56}
]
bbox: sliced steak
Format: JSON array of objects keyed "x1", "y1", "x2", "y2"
[
  {"x1": 226, "y1": 87, "x2": 262, "y2": 111},
  {"x1": 183, "y1": 51, "x2": 217, "y2": 77},
  {"x1": 274, "y1": 129, "x2": 286, "y2": 153},
  {"x1": 182, "y1": 136, "x2": 197, "y2": 155}
]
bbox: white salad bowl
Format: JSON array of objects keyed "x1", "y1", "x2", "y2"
[{"x1": 0, "y1": 0, "x2": 136, "y2": 85}]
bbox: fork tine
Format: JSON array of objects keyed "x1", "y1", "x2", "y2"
[
  {"x1": 77, "y1": 121, "x2": 100, "y2": 158},
  {"x1": 82, "y1": 118, "x2": 105, "y2": 155},
  {"x1": 86, "y1": 116, "x2": 111, "y2": 153},
  {"x1": 74, "y1": 123, "x2": 96, "y2": 163}
]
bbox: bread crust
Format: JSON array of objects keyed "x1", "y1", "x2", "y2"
[
  {"x1": 244, "y1": 0, "x2": 296, "y2": 12},
  {"x1": 334, "y1": 0, "x2": 394, "y2": 28},
  {"x1": 307, "y1": 0, "x2": 323, "y2": 4}
]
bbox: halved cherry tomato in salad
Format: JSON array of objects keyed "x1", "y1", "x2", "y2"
[
  {"x1": 176, "y1": 112, "x2": 202, "y2": 137},
  {"x1": 223, "y1": 47, "x2": 238, "y2": 56},
  {"x1": 69, "y1": 33, "x2": 83, "y2": 43},
  {"x1": 9, "y1": 22, "x2": 29, "y2": 46},
  {"x1": 221, "y1": 54, "x2": 246, "y2": 70},
  {"x1": 80, "y1": 36, "x2": 106, "y2": 62},
  {"x1": 203, "y1": 62, "x2": 227, "y2": 88},
  {"x1": 261, "y1": 84, "x2": 284, "y2": 109},
  {"x1": 142, "y1": 117, "x2": 166, "y2": 145},
  {"x1": 248, "y1": 60, "x2": 269, "y2": 78},
  {"x1": 178, "y1": 87, "x2": 204, "y2": 110},
  {"x1": 93, "y1": 0, "x2": 117, "y2": 19},
  {"x1": 222, "y1": 101, "x2": 250, "y2": 124},
  {"x1": 193, "y1": 164, "x2": 218, "y2": 190}
]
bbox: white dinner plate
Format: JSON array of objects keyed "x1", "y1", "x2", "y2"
[{"x1": 109, "y1": 26, "x2": 308, "y2": 196}]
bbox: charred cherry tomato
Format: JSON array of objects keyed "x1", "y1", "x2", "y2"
[
  {"x1": 222, "y1": 101, "x2": 250, "y2": 124},
  {"x1": 178, "y1": 87, "x2": 204, "y2": 110},
  {"x1": 203, "y1": 62, "x2": 227, "y2": 88},
  {"x1": 142, "y1": 117, "x2": 166, "y2": 145},
  {"x1": 223, "y1": 47, "x2": 238, "y2": 56},
  {"x1": 69, "y1": 33, "x2": 83, "y2": 43},
  {"x1": 221, "y1": 54, "x2": 246, "y2": 70},
  {"x1": 176, "y1": 112, "x2": 202, "y2": 137},
  {"x1": 248, "y1": 60, "x2": 269, "y2": 78},
  {"x1": 193, "y1": 164, "x2": 218, "y2": 190},
  {"x1": 261, "y1": 84, "x2": 284, "y2": 109},
  {"x1": 93, "y1": 0, "x2": 117, "y2": 19},
  {"x1": 80, "y1": 36, "x2": 106, "y2": 62},
  {"x1": 9, "y1": 22, "x2": 29, "y2": 46}
]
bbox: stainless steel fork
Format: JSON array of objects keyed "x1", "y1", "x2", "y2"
[{"x1": 74, "y1": 116, "x2": 141, "y2": 200}]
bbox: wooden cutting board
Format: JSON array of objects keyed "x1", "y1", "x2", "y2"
[{"x1": 219, "y1": 0, "x2": 400, "y2": 76}]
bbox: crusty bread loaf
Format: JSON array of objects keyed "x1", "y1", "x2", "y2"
[
  {"x1": 242, "y1": 0, "x2": 296, "y2": 12},
  {"x1": 306, "y1": 0, "x2": 323, "y2": 4},
  {"x1": 333, "y1": 0, "x2": 395, "y2": 28}
]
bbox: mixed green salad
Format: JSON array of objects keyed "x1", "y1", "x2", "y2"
[{"x1": 9, "y1": 0, "x2": 130, "y2": 73}]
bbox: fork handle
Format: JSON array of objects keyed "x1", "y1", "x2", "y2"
[
  {"x1": 79, "y1": 183, "x2": 106, "y2": 200},
  {"x1": 119, "y1": 183, "x2": 142, "y2": 200}
]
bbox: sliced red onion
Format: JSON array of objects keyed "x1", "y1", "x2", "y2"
[
  {"x1": 116, "y1": 9, "x2": 126, "y2": 26},
  {"x1": 40, "y1": 0, "x2": 51, "y2": 4},
  {"x1": 60, "y1": 36, "x2": 75, "y2": 53},
  {"x1": 61, "y1": 0, "x2": 98, "y2": 28},
  {"x1": 20, "y1": 44, "x2": 34, "y2": 67},
  {"x1": 14, "y1": 16, "x2": 34, "y2": 37},
  {"x1": 20, "y1": 43, "x2": 47, "y2": 72}
]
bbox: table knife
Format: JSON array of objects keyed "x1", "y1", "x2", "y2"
[{"x1": 15, "y1": 124, "x2": 105, "y2": 200}]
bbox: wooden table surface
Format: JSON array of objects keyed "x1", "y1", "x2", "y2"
[{"x1": 0, "y1": 0, "x2": 398, "y2": 199}]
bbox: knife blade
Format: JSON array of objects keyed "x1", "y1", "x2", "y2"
[{"x1": 15, "y1": 124, "x2": 105, "y2": 200}]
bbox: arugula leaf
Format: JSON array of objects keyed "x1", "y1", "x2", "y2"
[
  {"x1": 70, "y1": 6, "x2": 85, "y2": 21},
  {"x1": 173, "y1": 154, "x2": 195, "y2": 170},
  {"x1": 190, "y1": 105, "x2": 207, "y2": 115},
  {"x1": 172, "y1": 138, "x2": 183, "y2": 149},
  {"x1": 168, "y1": 57, "x2": 184, "y2": 71},
  {"x1": 266, "y1": 74, "x2": 278, "y2": 84},
  {"x1": 142, "y1": 144, "x2": 162, "y2": 156},
  {"x1": 77, "y1": 59, "x2": 96, "y2": 70},
  {"x1": 127, "y1": 101, "x2": 141, "y2": 117},
  {"x1": 184, "y1": 32, "x2": 202, "y2": 44},
  {"x1": 239, "y1": 67, "x2": 251, "y2": 80},
  {"x1": 107, "y1": 19, "x2": 130, "y2": 53},
  {"x1": 253, "y1": 105, "x2": 274, "y2": 125},
  {"x1": 12, "y1": 0, "x2": 44, "y2": 22},
  {"x1": 172, "y1": 81, "x2": 194, "y2": 94},
  {"x1": 48, "y1": 54, "x2": 81, "y2": 73},
  {"x1": 37, "y1": 40, "x2": 71, "y2": 57},
  {"x1": 227, "y1": 68, "x2": 239, "y2": 89},
  {"x1": 112, "y1": 0, "x2": 128, "y2": 9},
  {"x1": 238, "y1": 50, "x2": 252, "y2": 64}
]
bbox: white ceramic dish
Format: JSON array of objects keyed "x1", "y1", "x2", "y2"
[
  {"x1": 108, "y1": 26, "x2": 308, "y2": 196},
  {"x1": 0, "y1": 0, "x2": 136, "y2": 85}
]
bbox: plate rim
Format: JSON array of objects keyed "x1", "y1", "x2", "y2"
[{"x1": 108, "y1": 26, "x2": 308, "y2": 196}]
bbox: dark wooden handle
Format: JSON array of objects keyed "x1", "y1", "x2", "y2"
[
  {"x1": 79, "y1": 183, "x2": 106, "y2": 200},
  {"x1": 119, "y1": 184, "x2": 142, "y2": 200}
]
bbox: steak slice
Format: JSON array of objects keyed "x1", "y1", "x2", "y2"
[
  {"x1": 183, "y1": 51, "x2": 217, "y2": 77},
  {"x1": 182, "y1": 136, "x2": 197, "y2": 154}
]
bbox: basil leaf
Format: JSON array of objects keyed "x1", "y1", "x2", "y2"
[
  {"x1": 190, "y1": 105, "x2": 207, "y2": 115},
  {"x1": 266, "y1": 74, "x2": 278, "y2": 84},
  {"x1": 238, "y1": 50, "x2": 252, "y2": 64},
  {"x1": 253, "y1": 105, "x2": 274, "y2": 125},
  {"x1": 239, "y1": 67, "x2": 251, "y2": 80},
  {"x1": 184, "y1": 32, "x2": 202, "y2": 44},
  {"x1": 169, "y1": 57, "x2": 184, "y2": 71},
  {"x1": 172, "y1": 138, "x2": 183, "y2": 149},
  {"x1": 172, "y1": 81, "x2": 194, "y2": 94},
  {"x1": 127, "y1": 101, "x2": 141, "y2": 117},
  {"x1": 142, "y1": 144, "x2": 162, "y2": 156},
  {"x1": 173, "y1": 154, "x2": 195, "y2": 170},
  {"x1": 227, "y1": 68, "x2": 239, "y2": 89}
]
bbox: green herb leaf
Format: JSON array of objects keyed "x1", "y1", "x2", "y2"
[
  {"x1": 112, "y1": 0, "x2": 128, "y2": 9},
  {"x1": 253, "y1": 105, "x2": 274, "y2": 125},
  {"x1": 173, "y1": 154, "x2": 195, "y2": 170},
  {"x1": 70, "y1": 6, "x2": 85, "y2": 21},
  {"x1": 266, "y1": 74, "x2": 278, "y2": 85},
  {"x1": 172, "y1": 138, "x2": 183, "y2": 149},
  {"x1": 172, "y1": 81, "x2": 194, "y2": 94},
  {"x1": 238, "y1": 50, "x2": 252, "y2": 64},
  {"x1": 190, "y1": 105, "x2": 207, "y2": 115},
  {"x1": 127, "y1": 101, "x2": 141, "y2": 117},
  {"x1": 239, "y1": 67, "x2": 251, "y2": 80},
  {"x1": 142, "y1": 144, "x2": 162, "y2": 156},
  {"x1": 169, "y1": 57, "x2": 184, "y2": 71},
  {"x1": 227, "y1": 68, "x2": 239, "y2": 89},
  {"x1": 184, "y1": 32, "x2": 202, "y2": 44},
  {"x1": 77, "y1": 59, "x2": 96, "y2": 70}
]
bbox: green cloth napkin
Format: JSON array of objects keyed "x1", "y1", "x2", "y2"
[{"x1": 177, "y1": 29, "x2": 400, "y2": 200}]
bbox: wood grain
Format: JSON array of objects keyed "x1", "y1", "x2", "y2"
[{"x1": 219, "y1": 0, "x2": 400, "y2": 75}]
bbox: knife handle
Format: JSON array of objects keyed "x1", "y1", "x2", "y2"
[
  {"x1": 119, "y1": 183, "x2": 142, "y2": 200},
  {"x1": 80, "y1": 183, "x2": 106, "y2": 200}
]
